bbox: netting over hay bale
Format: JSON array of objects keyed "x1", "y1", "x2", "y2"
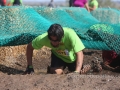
[{"x1": 0, "y1": 6, "x2": 120, "y2": 54}]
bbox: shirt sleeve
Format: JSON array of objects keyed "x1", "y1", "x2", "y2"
[
  {"x1": 68, "y1": 29, "x2": 85, "y2": 53},
  {"x1": 32, "y1": 33, "x2": 49, "y2": 49}
]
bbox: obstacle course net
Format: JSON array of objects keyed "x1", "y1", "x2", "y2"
[{"x1": 0, "y1": 6, "x2": 120, "y2": 54}]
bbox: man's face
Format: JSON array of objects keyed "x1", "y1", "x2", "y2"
[{"x1": 49, "y1": 36, "x2": 61, "y2": 48}]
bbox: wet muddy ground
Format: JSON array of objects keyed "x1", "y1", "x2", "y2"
[{"x1": 0, "y1": 46, "x2": 120, "y2": 90}]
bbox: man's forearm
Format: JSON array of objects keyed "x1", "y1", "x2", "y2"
[
  {"x1": 76, "y1": 60, "x2": 83, "y2": 72},
  {"x1": 26, "y1": 43, "x2": 34, "y2": 66},
  {"x1": 75, "y1": 51, "x2": 84, "y2": 72}
]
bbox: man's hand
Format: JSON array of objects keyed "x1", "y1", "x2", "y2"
[
  {"x1": 74, "y1": 71, "x2": 80, "y2": 73},
  {"x1": 23, "y1": 65, "x2": 34, "y2": 75},
  {"x1": 80, "y1": 64, "x2": 91, "y2": 74}
]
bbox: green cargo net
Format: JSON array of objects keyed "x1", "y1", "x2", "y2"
[{"x1": 0, "y1": 6, "x2": 120, "y2": 54}]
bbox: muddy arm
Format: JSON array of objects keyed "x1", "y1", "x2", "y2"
[{"x1": 26, "y1": 42, "x2": 34, "y2": 66}]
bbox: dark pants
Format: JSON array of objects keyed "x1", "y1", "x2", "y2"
[
  {"x1": 50, "y1": 53, "x2": 76, "y2": 72},
  {"x1": 69, "y1": 0, "x2": 74, "y2": 7}
]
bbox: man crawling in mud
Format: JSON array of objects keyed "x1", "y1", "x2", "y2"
[{"x1": 24, "y1": 23, "x2": 85, "y2": 74}]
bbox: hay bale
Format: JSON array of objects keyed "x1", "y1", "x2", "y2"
[{"x1": 0, "y1": 45, "x2": 51, "y2": 67}]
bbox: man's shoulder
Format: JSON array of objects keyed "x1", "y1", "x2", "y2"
[
  {"x1": 93, "y1": 0, "x2": 98, "y2": 3},
  {"x1": 63, "y1": 27, "x2": 77, "y2": 36},
  {"x1": 63, "y1": 27, "x2": 74, "y2": 32},
  {"x1": 36, "y1": 32, "x2": 48, "y2": 39}
]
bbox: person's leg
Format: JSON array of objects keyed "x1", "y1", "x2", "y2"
[
  {"x1": 69, "y1": 0, "x2": 74, "y2": 7},
  {"x1": 49, "y1": 53, "x2": 66, "y2": 74},
  {"x1": 67, "y1": 61, "x2": 76, "y2": 72}
]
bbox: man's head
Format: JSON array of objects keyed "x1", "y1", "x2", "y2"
[{"x1": 48, "y1": 24, "x2": 64, "y2": 47}]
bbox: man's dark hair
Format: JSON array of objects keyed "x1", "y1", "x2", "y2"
[{"x1": 48, "y1": 24, "x2": 64, "y2": 41}]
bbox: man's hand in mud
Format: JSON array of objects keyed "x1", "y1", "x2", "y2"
[{"x1": 23, "y1": 65, "x2": 34, "y2": 75}]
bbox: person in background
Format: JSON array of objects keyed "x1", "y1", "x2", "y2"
[
  {"x1": 89, "y1": 0, "x2": 98, "y2": 11},
  {"x1": 0, "y1": 0, "x2": 6, "y2": 6},
  {"x1": 24, "y1": 23, "x2": 85, "y2": 74},
  {"x1": 73, "y1": 0, "x2": 90, "y2": 12},
  {"x1": 48, "y1": 0, "x2": 55, "y2": 7},
  {"x1": 69, "y1": 0, "x2": 74, "y2": 7},
  {"x1": 102, "y1": 50, "x2": 120, "y2": 72},
  {"x1": 8, "y1": 0, "x2": 22, "y2": 6}
]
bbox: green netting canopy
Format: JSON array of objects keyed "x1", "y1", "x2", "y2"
[{"x1": 0, "y1": 6, "x2": 120, "y2": 54}]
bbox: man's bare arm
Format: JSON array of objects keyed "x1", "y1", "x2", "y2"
[
  {"x1": 26, "y1": 42, "x2": 34, "y2": 66},
  {"x1": 75, "y1": 51, "x2": 84, "y2": 72}
]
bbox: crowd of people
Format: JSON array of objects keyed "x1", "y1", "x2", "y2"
[
  {"x1": 0, "y1": 0, "x2": 22, "y2": 6},
  {"x1": 47, "y1": 0, "x2": 99, "y2": 11},
  {"x1": 0, "y1": 0, "x2": 98, "y2": 11}
]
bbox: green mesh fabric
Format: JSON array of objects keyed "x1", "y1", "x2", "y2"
[{"x1": 0, "y1": 6, "x2": 120, "y2": 54}]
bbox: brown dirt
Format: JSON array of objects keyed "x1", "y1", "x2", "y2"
[{"x1": 0, "y1": 45, "x2": 120, "y2": 90}]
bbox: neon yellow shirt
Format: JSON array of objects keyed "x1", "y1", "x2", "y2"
[
  {"x1": 32, "y1": 27, "x2": 85, "y2": 63},
  {"x1": 89, "y1": 0, "x2": 98, "y2": 9}
]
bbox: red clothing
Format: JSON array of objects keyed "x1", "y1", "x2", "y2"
[
  {"x1": 102, "y1": 50, "x2": 118, "y2": 63},
  {"x1": 3, "y1": 0, "x2": 6, "y2": 4},
  {"x1": 0, "y1": 0, "x2": 6, "y2": 6}
]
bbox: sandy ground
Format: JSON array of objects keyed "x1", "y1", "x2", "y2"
[{"x1": 0, "y1": 45, "x2": 120, "y2": 90}]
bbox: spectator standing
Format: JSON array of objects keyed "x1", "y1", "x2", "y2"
[
  {"x1": 0, "y1": 0, "x2": 6, "y2": 6},
  {"x1": 8, "y1": 0, "x2": 22, "y2": 6},
  {"x1": 48, "y1": 0, "x2": 55, "y2": 7},
  {"x1": 89, "y1": 0, "x2": 98, "y2": 11},
  {"x1": 69, "y1": 0, "x2": 74, "y2": 7},
  {"x1": 73, "y1": 0, "x2": 90, "y2": 12}
]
